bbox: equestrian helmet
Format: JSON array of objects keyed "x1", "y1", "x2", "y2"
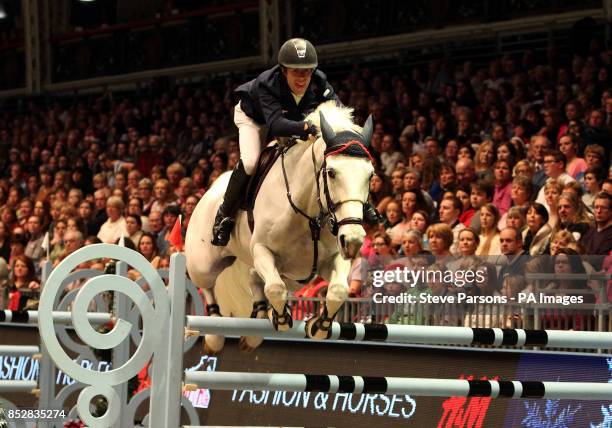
[{"x1": 278, "y1": 38, "x2": 318, "y2": 69}]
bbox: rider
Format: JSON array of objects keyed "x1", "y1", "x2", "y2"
[{"x1": 211, "y1": 38, "x2": 380, "y2": 246}]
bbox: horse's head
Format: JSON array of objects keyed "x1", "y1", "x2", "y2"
[{"x1": 317, "y1": 110, "x2": 374, "y2": 259}]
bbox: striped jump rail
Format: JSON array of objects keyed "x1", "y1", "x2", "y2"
[
  {"x1": 186, "y1": 316, "x2": 612, "y2": 350},
  {"x1": 184, "y1": 371, "x2": 612, "y2": 401}
]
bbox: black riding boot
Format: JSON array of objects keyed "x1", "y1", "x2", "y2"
[
  {"x1": 363, "y1": 202, "x2": 382, "y2": 226},
  {"x1": 211, "y1": 161, "x2": 250, "y2": 246}
]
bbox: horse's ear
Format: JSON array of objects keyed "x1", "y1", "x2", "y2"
[
  {"x1": 361, "y1": 115, "x2": 373, "y2": 147},
  {"x1": 319, "y1": 112, "x2": 336, "y2": 146}
]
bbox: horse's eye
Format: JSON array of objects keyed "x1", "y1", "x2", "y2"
[{"x1": 327, "y1": 169, "x2": 336, "y2": 179}]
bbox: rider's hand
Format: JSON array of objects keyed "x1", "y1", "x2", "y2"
[{"x1": 301, "y1": 121, "x2": 318, "y2": 140}]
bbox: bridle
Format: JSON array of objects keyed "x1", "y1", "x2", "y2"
[
  {"x1": 319, "y1": 139, "x2": 374, "y2": 236},
  {"x1": 280, "y1": 138, "x2": 373, "y2": 283}
]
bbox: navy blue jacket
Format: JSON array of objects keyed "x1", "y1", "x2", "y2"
[{"x1": 235, "y1": 65, "x2": 339, "y2": 140}]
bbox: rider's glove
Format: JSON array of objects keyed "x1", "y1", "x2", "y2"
[{"x1": 300, "y1": 121, "x2": 318, "y2": 140}]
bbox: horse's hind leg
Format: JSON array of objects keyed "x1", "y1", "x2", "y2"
[
  {"x1": 238, "y1": 269, "x2": 267, "y2": 352},
  {"x1": 201, "y1": 288, "x2": 226, "y2": 354},
  {"x1": 188, "y1": 256, "x2": 236, "y2": 355},
  {"x1": 252, "y1": 243, "x2": 293, "y2": 331},
  {"x1": 306, "y1": 254, "x2": 351, "y2": 340}
]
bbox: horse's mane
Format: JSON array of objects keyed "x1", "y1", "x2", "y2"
[{"x1": 305, "y1": 101, "x2": 361, "y2": 136}]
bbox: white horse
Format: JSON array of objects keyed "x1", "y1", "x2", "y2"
[{"x1": 185, "y1": 101, "x2": 374, "y2": 352}]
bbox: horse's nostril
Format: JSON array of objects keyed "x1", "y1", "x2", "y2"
[{"x1": 339, "y1": 234, "x2": 346, "y2": 250}]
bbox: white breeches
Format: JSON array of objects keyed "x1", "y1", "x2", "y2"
[{"x1": 234, "y1": 102, "x2": 268, "y2": 175}]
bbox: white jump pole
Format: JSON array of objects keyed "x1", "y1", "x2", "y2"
[
  {"x1": 186, "y1": 316, "x2": 612, "y2": 350},
  {"x1": 184, "y1": 371, "x2": 612, "y2": 401},
  {"x1": 0, "y1": 380, "x2": 38, "y2": 393},
  {"x1": 187, "y1": 317, "x2": 310, "y2": 340},
  {"x1": 0, "y1": 345, "x2": 40, "y2": 357},
  {"x1": 1, "y1": 310, "x2": 112, "y2": 325}
]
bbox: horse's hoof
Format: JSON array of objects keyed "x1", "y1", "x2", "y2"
[
  {"x1": 268, "y1": 307, "x2": 293, "y2": 332},
  {"x1": 203, "y1": 334, "x2": 225, "y2": 355},
  {"x1": 203, "y1": 342, "x2": 221, "y2": 355},
  {"x1": 276, "y1": 322, "x2": 291, "y2": 332},
  {"x1": 306, "y1": 317, "x2": 332, "y2": 340},
  {"x1": 239, "y1": 336, "x2": 262, "y2": 353}
]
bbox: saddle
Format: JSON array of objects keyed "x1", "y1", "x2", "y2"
[{"x1": 241, "y1": 140, "x2": 297, "y2": 232}]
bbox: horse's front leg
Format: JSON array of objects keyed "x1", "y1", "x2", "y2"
[
  {"x1": 252, "y1": 243, "x2": 293, "y2": 331},
  {"x1": 306, "y1": 253, "x2": 351, "y2": 339}
]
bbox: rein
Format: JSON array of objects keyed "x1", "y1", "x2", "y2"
[{"x1": 280, "y1": 141, "x2": 325, "y2": 284}]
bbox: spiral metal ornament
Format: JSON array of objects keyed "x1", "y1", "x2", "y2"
[
  {"x1": 38, "y1": 244, "x2": 169, "y2": 427},
  {"x1": 53, "y1": 270, "x2": 109, "y2": 364},
  {"x1": 76, "y1": 385, "x2": 120, "y2": 426},
  {"x1": 131, "y1": 272, "x2": 204, "y2": 351}
]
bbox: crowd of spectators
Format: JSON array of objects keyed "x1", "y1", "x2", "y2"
[{"x1": 0, "y1": 35, "x2": 611, "y2": 327}]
